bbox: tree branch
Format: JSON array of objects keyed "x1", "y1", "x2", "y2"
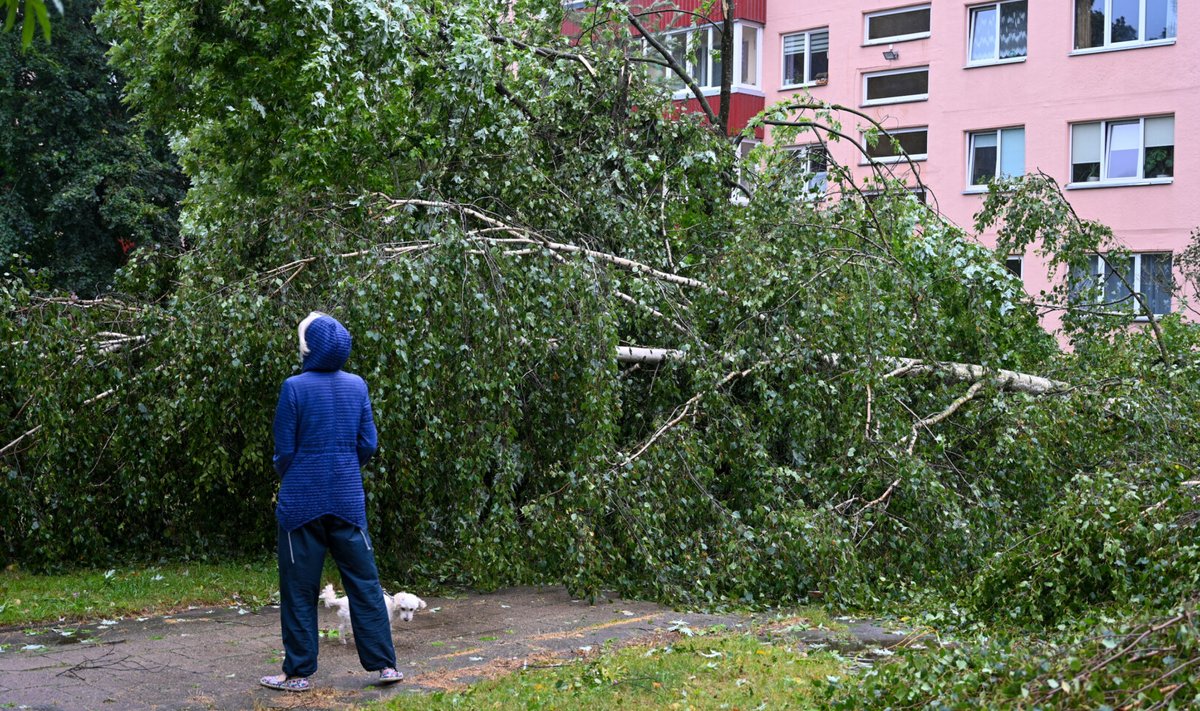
[
  {"x1": 906, "y1": 380, "x2": 987, "y2": 455},
  {"x1": 0, "y1": 425, "x2": 42, "y2": 457},
  {"x1": 487, "y1": 34, "x2": 596, "y2": 77},
  {"x1": 375, "y1": 196, "x2": 725, "y2": 294},
  {"x1": 627, "y1": 11, "x2": 719, "y2": 131}
]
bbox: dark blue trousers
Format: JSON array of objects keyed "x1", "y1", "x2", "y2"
[{"x1": 277, "y1": 515, "x2": 397, "y2": 677}]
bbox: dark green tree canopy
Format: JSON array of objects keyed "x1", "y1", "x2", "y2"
[{"x1": 1, "y1": 0, "x2": 185, "y2": 296}]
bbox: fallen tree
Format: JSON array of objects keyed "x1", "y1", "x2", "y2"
[{"x1": 2, "y1": 2, "x2": 1197, "y2": 630}]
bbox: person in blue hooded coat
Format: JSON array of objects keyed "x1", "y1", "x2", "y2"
[{"x1": 260, "y1": 312, "x2": 403, "y2": 692}]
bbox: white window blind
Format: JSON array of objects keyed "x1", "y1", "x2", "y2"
[
  {"x1": 1072, "y1": 123, "x2": 1102, "y2": 164},
  {"x1": 783, "y1": 33, "x2": 806, "y2": 55},
  {"x1": 810, "y1": 30, "x2": 829, "y2": 53},
  {"x1": 1145, "y1": 116, "x2": 1174, "y2": 147},
  {"x1": 1001, "y1": 128, "x2": 1025, "y2": 178}
]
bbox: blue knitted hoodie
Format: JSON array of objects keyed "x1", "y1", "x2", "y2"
[{"x1": 272, "y1": 314, "x2": 378, "y2": 532}]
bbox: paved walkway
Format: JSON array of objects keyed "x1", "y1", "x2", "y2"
[{"x1": 0, "y1": 586, "x2": 919, "y2": 710}]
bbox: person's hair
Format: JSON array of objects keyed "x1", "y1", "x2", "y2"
[{"x1": 297, "y1": 311, "x2": 325, "y2": 357}]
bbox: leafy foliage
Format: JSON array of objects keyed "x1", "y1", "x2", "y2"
[
  {"x1": 1, "y1": 7, "x2": 1197, "y2": 679},
  {"x1": 825, "y1": 607, "x2": 1200, "y2": 709},
  {"x1": 2, "y1": 0, "x2": 55, "y2": 50},
  {"x1": 0, "y1": 0, "x2": 186, "y2": 296}
]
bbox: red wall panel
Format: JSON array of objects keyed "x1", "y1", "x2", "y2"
[{"x1": 674, "y1": 92, "x2": 764, "y2": 138}]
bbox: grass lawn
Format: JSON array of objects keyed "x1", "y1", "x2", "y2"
[
  {"x1": 381, "y1": 633, "x2": 843, "y2": 711},
  {"x1": 0, "y1": 559, "x2": 279, "y2": 626}
]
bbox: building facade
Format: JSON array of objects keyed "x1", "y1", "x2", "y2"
[
  {"x1": 756, "y1": 1, "x2": 1195, "y2": 332},
  {"x1": 585, "y1": 1, "x2": 1196, "y2": 333}
]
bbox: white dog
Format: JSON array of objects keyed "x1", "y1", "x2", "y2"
[
  {"x1": 389, "y1": 591, "x2": 428, "y2": 622},
  {"x1": 320, "y1": 584, "x2": 426, "y2": 644}
]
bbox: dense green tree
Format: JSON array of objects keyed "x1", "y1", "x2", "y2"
[
  {"x1": 1, "y1": 0, "x2": 1195, "y2": 653},
  {"x1": 4, "y1": 1, "x2": 1196, "y2": 704},
  {"x1": 0, "y1": 0, "x2": 185, "y2": 296}
]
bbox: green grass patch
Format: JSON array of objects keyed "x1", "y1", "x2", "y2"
[
  {"x1": 0, "y1": 559, "x2": 279, "y2": 626},
  {"x1": 380, "y1": 634, "x2": 842, "y2": 710}
]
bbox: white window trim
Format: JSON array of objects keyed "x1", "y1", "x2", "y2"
[
  {"x1": 964, "y1": 56, "x2": 1027, "y2": 69},
  {"x1": 785, "y1": 144, "x2": 830, "y2": 172},
  {"x1": 1072, "y1": 0, "x2": 1178, "y2": 52},
  {"x1": 660, "y1": 21, "x2": 764, "y2": 100},
  {"x1": 653, "y1": 24, "x2": 722, "y2": 95},
  {"x1": 780, "y1": 27, "x2": 830, "y2": 90},
  {"x1": 731, "y1": 137, "x2": 761, "y2": 205},
  {"x1": 966, "y1": 0, "x2": 1028, "y2": 67},
  {"x1": 864, "y1": 4, "x2": 932, "y2": 45},
  {"x1": 1005, "y1": 255, "x2": 1024, "y2": 280},
  {"x1": 679, "y1": 86, "x2": 766, "y2": 99},
  {"x1": 1069, "y1": 38, "x2": 1175, "y2": 56},
  {"x1": 860, "y1": 127, "x2": 929, "y2": 165},
  {"x1": 733, "y1": 22, "x2": 764, "y2": 91},
  {"x1": 784, "y1": 144, "x2": 830, "y2": 200},
  {"x1": 1075, "y1": 252, "x2": 1173, "y2": 318},
  {"x1": 1068, "y1": 115, "x2": 1174, "y2": 188},
  {"x1": 861, "y1": 187, "x2": 929, "y2": 203},
  {"x1": 862, "y1": 66, "x2": 929, "y2": 106},
  {"x1": 967, "y1": 126, "x2": 1024, "y2": 190}
]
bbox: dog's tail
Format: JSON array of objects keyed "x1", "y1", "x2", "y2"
[{"x1": 319, "y1": 583, "x2": 338, "y2": 607}]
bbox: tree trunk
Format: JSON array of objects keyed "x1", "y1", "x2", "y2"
[{"x1": 718, "y1": 0, "x2": 734, "y2": 135}]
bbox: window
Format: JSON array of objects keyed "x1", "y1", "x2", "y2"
[
  {"x1": 782, "y1": 29, "x2": 830, "y2": 87},
  {"x1": 1005, "y1": 255, "x2": 1024, "y2": 279},
  {"x1": 864, "y1": 127, "x2": 928, "y2": 163},
  {"x1": 739, "y1": 24, "x2": 760, "y2": 86},
  {"x1": 647, "y1": 24, "x2": 760, "y2": 92},
  {"x1": 1070, "y1": 253, "x2": 1173, "y2": 316},
  {"x1": 865, "y1": 5, "x2": 932, "y2": 44},
  {"x1": 733, "y1": 138, "x2": 761, "y2": 201},
  {"x1": 863, "y1": 67, "x2": 929, "y2": 105},
  {"x1": 969, "y1": 1, "x2": 1028, "y2": 63},
  {"x1": 968, "y1": 127, "x2": 1025, "y2": 187},
  {"x1": 863, "y1": 187, "x2": 928, "y2": 204},
  {"x1": 653, "y1": 27, "x2": 723, "y2": 90},
  {"x1": 1070, "y1": 115, "x2": 1173, "y2": 184},
  {"x1": 786, "y1": 145, "x2": 830, "y2": 197},
  {"x1": 1074, "y1": 0, "x2": 1177, "y2": 50}
]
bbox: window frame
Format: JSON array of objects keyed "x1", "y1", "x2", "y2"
[
  {"x1": 966, "y1": 126, "x2": 1025, "y2": 189},
  {"x1": 967, "y1": 0, "x2": 1029, "y2": 66},
  {"x1": 1072, "y1": 0, "x2": 1177, "y2": 54},
  {"x1": 1071, "y1": 252, "x2": 1174, "y2": 318},
  {"x1": 864, "y1": 4, "x2": 932, "y2": 45},
  {"x1": 1068, "y1": 115, "x2": 1174, "y2": 188},
  {"x1": 731, "y1": 138, "x2": 761, "y2": 204},
  {"x1": 734, "y1": 23, "x2": 763, "y2": 89},
  {"x1": 861, "y1": 187, "x2": 928, "y2": 204},
  {"x1": 650, "y1": 22, "x2": 763, "y2": 97},
  {"x1": 861, "y1": 126, "x2": 929, "y2": 165},
  {"x1": 780, "y1": 27, "x2": 830, "y2": 89},
  {"x1": 862, "y1": 66, "x2": 930, "y2": 106},
  {"x1": 648, "y1": 21, "x2": 768, "y2": 97},
  {"x1": 1005, "y1": 255, "x2": 1024, "y2": 280},
  {"x1": 784, "y1": 144, "x2": 831, "y2": 199}
]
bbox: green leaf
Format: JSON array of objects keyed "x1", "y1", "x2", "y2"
[
  {"x1": 20, "y1": 0, "x2": 33, "y2": 48},
  {"x1": 32, "y1": 0, "x2": 48, "y2": 42}
]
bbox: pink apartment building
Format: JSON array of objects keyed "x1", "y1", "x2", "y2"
[
  {"x1": 760, "y1": 0, "x2": 1194, "y2": 333},
  {"x1": 570, "y1": 1, "x2": 1196, "y2": 334}
]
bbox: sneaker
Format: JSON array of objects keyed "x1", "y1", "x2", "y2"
[
  {"x1": 378, "y1": 667, "x2": 404, "y2": 684},
  {"x1": 259, "y1": 674, "x2": 311, "y2": 692}
]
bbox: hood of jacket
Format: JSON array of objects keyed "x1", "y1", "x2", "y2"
[{"x1": 301, "y1": 315, "x2": 352, "y2": 372}]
